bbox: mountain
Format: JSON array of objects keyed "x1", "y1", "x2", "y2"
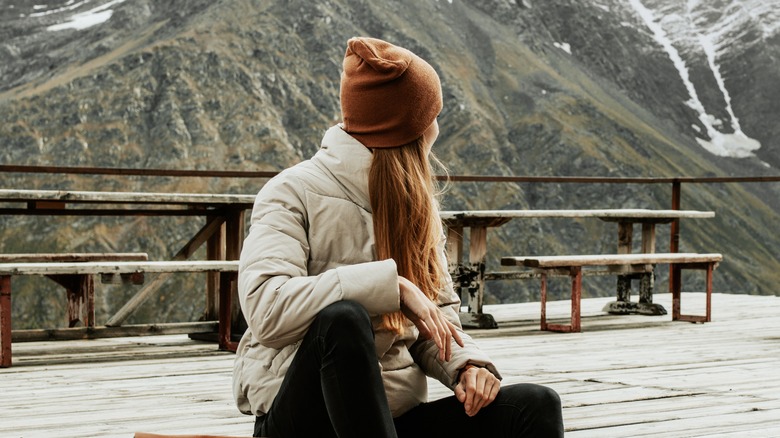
[{"x1": 1, "y1": 0, "x2": 778, "y2": 328}]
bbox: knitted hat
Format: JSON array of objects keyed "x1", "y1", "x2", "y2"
[{"x1": 340, "y1": 37, "x2": 443, "y2": 148}]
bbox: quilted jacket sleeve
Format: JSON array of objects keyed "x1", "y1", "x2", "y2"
[
  {"x1": 238, "y1": 172, "x2": 401, "y2": 350},
  {"x1": 408, "y1": 249, "x2": 501, "y2": 389}
]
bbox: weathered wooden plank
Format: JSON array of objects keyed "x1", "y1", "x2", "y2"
[
  {"x1": 0, "y1": 260, "x2": 239, "y2": 275},
  {"x1": 439, "y1": 209, "x2": 715, "y2": 220},
  {"x1": 563, "y1": 392, "x2": 771, "y2": 420},
  {"x1": 439, "y1": 209, "x2": 714, "y2": 229},
  {"x1": 561, "y1": 386, "x2": 695, "y2": 407},
  {"x1": 565, "y1": 396, "x2": 780, "y2": 431},
  {"x1": 0, "y1": 399, "x2": 250, "y2": 437},
  {"x1": 0, "y1": 188, "x2": 256, "y2": 206},
  {"x1": 0, "y1": 253, "x2": 149, "y2": 262},
  {"x1": 568, "y1": 407, "x2": 780, "y2": 437},
  {"x1": 0, "y1": 354, "x2": 231, "y2": 382},
  {"x1": 502, "y1": 253, "x2": 723, "y2": 268},
  {"x1": 11, "y1": 321, "x2": 218, "y2": 343}
]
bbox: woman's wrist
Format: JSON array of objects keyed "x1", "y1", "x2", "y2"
[{"x1": 457, "y1": 363, "x2": 477, "y2": 382}]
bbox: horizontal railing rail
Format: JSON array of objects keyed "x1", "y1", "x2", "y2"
[
  {"x1": 0, "y1": 164, "x2": 279, "y2": 179},
  {"x1": 3, "y1": 164, "x2": 780, "y2": 184}
]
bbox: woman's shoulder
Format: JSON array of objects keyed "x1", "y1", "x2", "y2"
[
  {"x1": 275, "y1": 158, "x2": 331, "y2": 188},
  {"x1": 258, "y1": 158, "x2": 338, "y2": 200}
]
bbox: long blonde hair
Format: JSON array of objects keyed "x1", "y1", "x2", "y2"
[{"x1": 368, "y1": 137, "x2": 448, "y2": 334}]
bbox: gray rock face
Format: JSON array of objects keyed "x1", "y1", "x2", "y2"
[{"x1": 1, "y1": 0, "x2": 778, "y2": 327}]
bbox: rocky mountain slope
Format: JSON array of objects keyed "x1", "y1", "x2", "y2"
[{"x1": 1, "y1": 0, "x2": 778, "y2": 327}]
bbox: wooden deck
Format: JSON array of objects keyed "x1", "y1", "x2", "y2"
[{"x1": 2, "y1": 292, "x2": 780, "y2": 437}]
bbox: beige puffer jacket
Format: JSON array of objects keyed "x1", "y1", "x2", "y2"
[{"x1": 233, "y1": 125, "x2": 499, "y2": 418}]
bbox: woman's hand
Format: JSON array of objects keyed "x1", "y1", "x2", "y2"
[
  {"x1": 398, "y1": 276, "x2": 464, "y2": 362},
  {"x1": 455, "y1": 365, "x2": 500, "y2": 417}
]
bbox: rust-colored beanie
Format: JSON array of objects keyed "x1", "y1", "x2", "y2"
[{"x1": 340, "y1": 37, "x2": 443, "y2": 148}]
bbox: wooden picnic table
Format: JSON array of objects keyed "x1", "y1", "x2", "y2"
[
  {"x1": 0, "y1": 189, "x2": 255, "y2": 351},
  {"x1": 439, "y1": 209, "x2": 715, "y2": 328}
]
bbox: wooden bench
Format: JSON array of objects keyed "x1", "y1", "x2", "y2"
[
  {"x1": 0, "y1": 259, "x2": 238, "y2": 367},
  {"x1": 0, "y1": 253, "x2": 149, "y2": 328},
  {"x1": 501, "y1": 253, "x2": 723, "y2": 333},
  {"x1": 440, "y1": 209, "x2": 715, "y2": 329}
]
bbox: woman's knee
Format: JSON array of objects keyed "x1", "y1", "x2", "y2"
[
  {"x1": 530, "y1": 384, "x2": 561, "y2": 410},
  {"x1": 313, "y1": 300, "x2": 372, "y2": 337},
  {"x1": 501, "y1": 383, "x2": 562, "y2": 412},
  {"x1": 497, "y1": 384, "x2": 563, "y2": 437}
]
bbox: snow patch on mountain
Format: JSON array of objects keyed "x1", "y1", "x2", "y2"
[
  {"x1": 46, "y1": 0, "x2": 126, "y2": 31},
  {"x1": 628, "y1": 0, "x2": 762, "y2": 158}
]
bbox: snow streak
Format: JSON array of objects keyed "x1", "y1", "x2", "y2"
[{"x1": 628, "y1": 0, "x2": 762, "y2": 158}]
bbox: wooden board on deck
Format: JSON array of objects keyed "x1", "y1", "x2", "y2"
[{"x1": 1, "y1": 293, "x2": 779, "y2": 437}]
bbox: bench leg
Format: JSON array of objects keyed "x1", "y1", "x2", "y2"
[
  {"x1": 1, "y1": 275, "x2": 11, "y2": 368},
  {"x1": 50, "y1": 274, "x2": 95, "y2": 328},
  {"x1": 541, "y1": 267, "x2": 582, "y2": 333},
  {"x1": 672, "y1": 262, "x2": 714, "y2": 323},
  {"x1": 706, "y1": 263, "x2": 713, "y2": 322},
  {"x1": 540, "y1": 273, "x2": 548, "y2": 331},
  {"x1": 219, "y1": 271, "x2": 239, "y2": 351},
  {"x1": 672, "y1": 264, "x2": 682, "y2": 319},
  {"x1": 570, "y1": 266, "x2": 582, "y2": 332},
  {"x1": 82, "y1": 275, "x2": 95, "y2": 328}
]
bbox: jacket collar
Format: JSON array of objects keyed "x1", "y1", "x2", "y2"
[{"x1": 313, "y1": 125, "x2": 373, "y2": 211}]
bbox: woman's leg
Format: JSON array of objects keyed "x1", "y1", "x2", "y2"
[
  {"x1": 256, "y1": 300, "x2": 397, "y2": 438},
  {"x1": 393, "y1": 383, "x2": 563, "y2": 438}
]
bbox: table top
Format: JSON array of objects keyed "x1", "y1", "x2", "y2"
[
  {"x1": 0, "y1": 189, "x2": 256, "y2": 206},
  {"x1": 502, "y1": 252, "x2": 723, "y2": 268},
  {"x1": 0, "y1": 260, "x2": 239, "y2": 276},
  {"x1": 440, "y1": 209, "x2": 715, "y2": 227}
]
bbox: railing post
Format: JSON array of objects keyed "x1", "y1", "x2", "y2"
[
  {"x1": 219, "y1": 208, "x2": 245, "y2": 351},
  {"x1": 205, "y1": 216, "x2": 225, "y2": 321},
  {"x1": 669, "y1": 181, "x2": 681, "y2": 292},
  {"x1": 1, "y1": 275, "x2": 11, "y2": 367}
]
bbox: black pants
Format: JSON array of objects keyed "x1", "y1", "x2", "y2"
[{"x1": 254, "y1": 301, "x2": 564, "y2": 438}]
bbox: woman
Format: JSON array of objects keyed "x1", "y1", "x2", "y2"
[{"x1": 233, "y1": 37, "x2": 564, "y2": 438}]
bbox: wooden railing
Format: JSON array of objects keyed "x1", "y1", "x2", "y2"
[
  {"x1": 4, "y1": 164, "x2": 779, "y2": 184},
  {"x1": 6, "y1": 164, "x2": 780, "y2": 267},
  {"x1": 2, "y1": 165, "x2": 779, "y2": 328}
]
